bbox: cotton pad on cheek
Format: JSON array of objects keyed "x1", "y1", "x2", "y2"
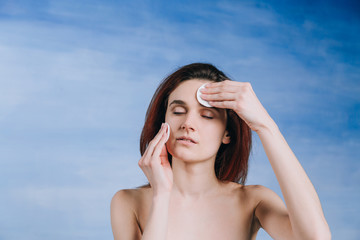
[
  {"x1": 196, "y1": 83, "x2": 213, "y2": 108},
  {"x1": 165, "y1": 122, "x2": 170, "y2": 142}
]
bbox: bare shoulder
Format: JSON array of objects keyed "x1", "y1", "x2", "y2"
[
  {"x1": 247, "y1": 184, "x2": 283, "y2": 206},
  {"x1": 241, "y1": 184, "x2": 277, "y2": 197},
  {"x1": 228, "y1": 183, "x2": 280, "y2": 207},
  {"x1": 226, "y1": 182, "x2": 267, "y2": 196},
  {"x1": 110, "y1": 187, "x2": 151, "y2": 240},
  {"x1": 111, "y1": 188, "x2": 135, "y2": 202},
  {"x1": 111, "y1": 187, "x2": 144, "y2": 201},
  {"x1": 111, "y1": 186, "x2": 152, "y2": 211}
]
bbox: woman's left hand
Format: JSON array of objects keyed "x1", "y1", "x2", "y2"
[{"x1": 200, "y1": 80, "x2": 275, "y2": 133}]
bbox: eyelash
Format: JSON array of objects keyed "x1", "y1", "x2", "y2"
[
  {"x1": 173, "y1": 112, "x2": 213, "y2": 119},
  {"x1": 173, "y1": 112, "x2": 185, "y2": 115}
]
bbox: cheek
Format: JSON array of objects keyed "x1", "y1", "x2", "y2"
[
  {"x1": 201, "y1": 124, "x2": 226, "y2": 145},
  {"x1": 165, "y1": 114, "x2": 182, "y2": 132},
  {"x1": 203, "y1": 130, "x2": 224, "y2": 146},
  {"x1": 164, "y1": 118, "x2": 178, "y2": 149}
]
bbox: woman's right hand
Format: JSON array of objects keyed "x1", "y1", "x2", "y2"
[{"x1": 138, "y1": 123, "x2": 173, "y2": 195}]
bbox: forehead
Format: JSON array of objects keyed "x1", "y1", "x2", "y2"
[
  {"x1": 167, "y1": 79, "x2": 227, "y2": 118},
  {"x1": 168, "y1": 79, "x2": 210, "y2": 101}
]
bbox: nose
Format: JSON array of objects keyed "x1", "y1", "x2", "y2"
[{"x1": 180, "y1": 112, "x2": 196, "y2": 132}]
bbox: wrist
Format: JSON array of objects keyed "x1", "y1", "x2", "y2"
[
  {"x1": 152, "y1": 192, "x2": 171, "y2": 209},
  {"x1": 153, "y1": 190, "x2": 171, "y2": 201},
  {"x1": 255, "y1": 118, "x2": 279, "y2": 136}
]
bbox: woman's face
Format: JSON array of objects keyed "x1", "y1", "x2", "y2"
[{"x1": 165, "y1": 79, "x2": 229, "y2": 163}]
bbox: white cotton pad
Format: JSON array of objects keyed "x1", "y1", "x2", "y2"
[
  {"x1": 196, "y1": 83, "x2": 213, "y2": 108},
  {"x1": 165, "y1": 123, "x2": 170, "y2": 142}
]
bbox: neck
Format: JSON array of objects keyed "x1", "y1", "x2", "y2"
[{"x1": 171, "y1": 157, "x2": 222, "y2": 199}]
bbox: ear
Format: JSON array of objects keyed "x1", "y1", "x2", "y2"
[{"x1": 222, "y1": 130, "x2": 231, "y2": 144}]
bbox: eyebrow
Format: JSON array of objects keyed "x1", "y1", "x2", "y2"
[
  {"x1": 169, "y1": 100, "x2": 186, "y2": 107},
  {"x1": 169, "y1": 99, "x2": 221, "y2": 113}
]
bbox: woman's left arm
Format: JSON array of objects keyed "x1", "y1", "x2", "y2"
[{"x1": 201, "y1": 80, "x2": 331, "y2": 240}]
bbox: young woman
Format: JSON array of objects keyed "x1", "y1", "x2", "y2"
[{"x1": 110, "y1": 63, "x2": 331, "y2": 240}]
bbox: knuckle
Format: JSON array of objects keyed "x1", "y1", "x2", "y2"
[
  {"x1": 148, "y1": 139, "x2": 155, "y2": 146},
  {"x1": 237, "y1": 93, "x2": 245, "y2": 101},
  {"x1": 236, "y1": 102, "x2": 244, "y2": 111},
  {"x1": 138, "y1": 157, "x2": 144, "y2": 164},
  {"x1": 147, "y1": 142, "x2": 156, "y2": 151},
  {"x1": 149, "y1": 160, "x2": 157, "y2": 168},
  {"x1": 244, "y1": 82, "x2": 252, "y2": 89},
  {"x1": 139, "y1": 156, "x2": 151, "y2": 165}
]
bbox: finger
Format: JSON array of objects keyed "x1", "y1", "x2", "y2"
[
  {"x1": 207, "y1": 80, "x2": 250, "y2": 88},
  {"x1": 202, "y1": 81, "x2": 250, "y2": 94},
  {"x1": 201, "y1": 83, "x2": 237, "y2": 94},
  {"x1": 152, "y1": 130, "x2": 168, "y2": 158},
  {"x1": 139, "y1": 146, "x2": 152, "y2": 166},
  {"x1": 143, "y1": 124, "x2": 167, "y2": 160},
  {"x1": 204, "y1": 80, "x2": 237, "y2": 88},
  {"x1": 208, "y1": 100, "x2": 237, "y2": 109},
  {"x1": 201, "y1": 92, "x2": 235, "y2": 101},
  {"x1": 160, "y1": 144, "x2": 168, "y2": 159}
]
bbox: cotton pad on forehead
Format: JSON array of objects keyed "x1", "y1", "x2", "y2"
[{"x1": 196, "y1": 83, "x2": 213, "y2": 108}]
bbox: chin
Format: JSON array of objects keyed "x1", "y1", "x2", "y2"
[
  {"x1": 166, "y1": 142, "x2": 218, "y2": 163},
  {"x1": 170, "y1": 150, "x2": 214, "y2": 164},
  {"x1": 170, "y1": 151, "x2": 193, "y2": 162}
]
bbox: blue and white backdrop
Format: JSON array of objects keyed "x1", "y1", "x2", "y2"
[{"x1": 0, "y1": 1, "x2": 359, "y2": 239}]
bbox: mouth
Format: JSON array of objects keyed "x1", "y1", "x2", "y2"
[{"x1": 176, "y1": 136, "x2": 197, "y2": 144}]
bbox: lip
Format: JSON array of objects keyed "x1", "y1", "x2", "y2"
[{"x1": 176, "y1": 136, "x2": 198, "y2": 144}]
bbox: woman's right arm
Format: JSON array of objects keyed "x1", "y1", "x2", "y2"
[
  {"x1": 139, "y1": 123, "x2": 173, "y2": 240},
  {"x1": 111, "y1": 123, "x2": 173, "y2": 240},
  {"x1": 141, "y1": 192, "x2": 171, "y2": 240}
]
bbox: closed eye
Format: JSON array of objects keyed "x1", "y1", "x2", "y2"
[
  {"x1": 201, "y1": 110, "x2": 215, "y2": 119},
  {"x1": 172, "y1": 106, "x2": 186, "y2": 115}
]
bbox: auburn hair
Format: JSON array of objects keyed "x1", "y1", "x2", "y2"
[{"x1": 138, "y1": 63, "x2": 252, "y2": 187}]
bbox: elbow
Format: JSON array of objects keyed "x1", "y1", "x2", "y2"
[
  {"x1": 294, "y1": 226, "x2": 332, "y2": 240},
  {"x1": 312, "y1": 227, "x2": 332, "y2": 240},
  {"x1": 296, "y1": 232, "x2": 331, "y2": 240},
  {"x1": 317, "y1": 222, "x2": 332, "y2": 240},
  {"x1": 316, "y1": 231, "x2": 331, "y2": 240}
]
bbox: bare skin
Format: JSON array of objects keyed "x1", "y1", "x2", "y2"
[
  {"x1": 111, "y1": 79, "x2": 331, "y2": 240},
  {"x1": 118, "y1": 182, "x2": 270, "y2": 240}
]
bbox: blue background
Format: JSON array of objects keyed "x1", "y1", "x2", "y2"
[{"x1": 0, "y1": 0, "x2": 359, "y2": 239}]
